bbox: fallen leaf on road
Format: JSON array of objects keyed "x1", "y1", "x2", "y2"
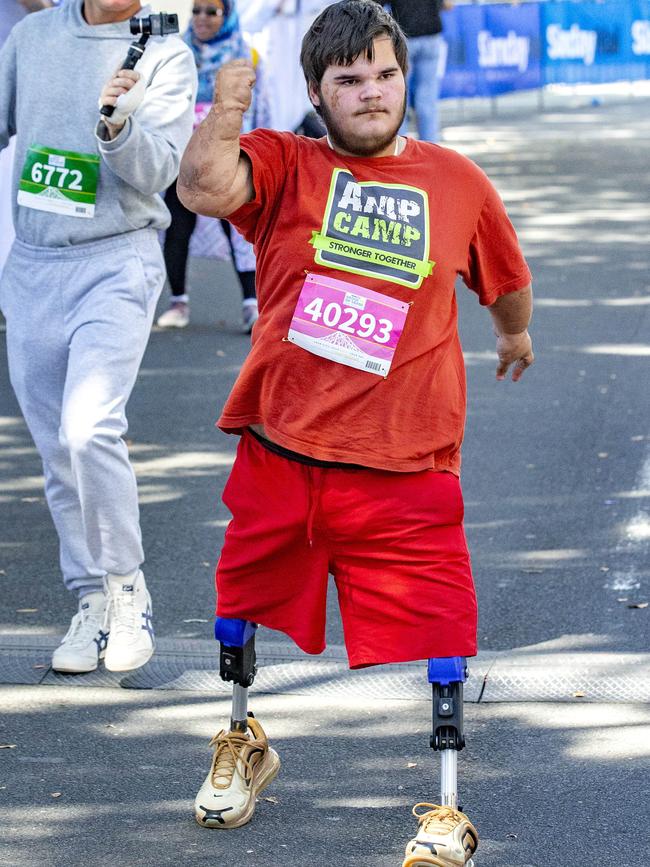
[
  {"x1": 182, "y1": 618, "x2": 209, "y2": 623},
  {"x1": 261, "y1": 796, "x2": 278, "y2": 804},
  {"x1": 627, "y1": 602, "x2": 648, "y2": 609},
  {"x1": 0, "y1": 744, "x2": 17, "y2": 749},
  {"x1": 506, "y1": 834, "x2": 518, "y2": 840},
  {"x1": 32, "y1": 664, "x2": 47, "y2": 670},
  {"x1": 50, "y1": 792, "x2": 62, "y2": 799},
  {"x1": 407, "y1": 762, "x2": 418, "y2": 768},
  {"x1": 16, "y1": 608, "x2": 38, "y2": 614}
]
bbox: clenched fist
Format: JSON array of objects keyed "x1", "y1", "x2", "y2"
[{"x1": 214, "y1": 59, "x2": 256, "y2": 115}]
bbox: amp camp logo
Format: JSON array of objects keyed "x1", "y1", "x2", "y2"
[{"x1": 311, "y1": 169, "x2": 435, "y2": 289}]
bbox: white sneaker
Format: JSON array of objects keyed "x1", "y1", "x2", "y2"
[
  {"x1": 103, "y1": 570, "x2": 154, "y2": 672},
  {"x1": 242, "y1": 300, "x2": 258, "y2": 334},
  {"x1": 157, "y1": 301, "x2": 189, "y2": 328},
  {"x1": 51, "y1": 592, "x2": 109, "y2": 674},
  {"x1": 195, "y1": 714, "x2": 280, "y2": 829}
]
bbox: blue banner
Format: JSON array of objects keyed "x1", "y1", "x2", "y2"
[
  {"x1": 541, "y1": 0, "x2": 650, "y2": 85},
  {"x1": 438, "y1": 1, "x2": 650, "y2": 99},
  {"x1": 441, "y1": 3, "x2": 542, "y2": 98}
]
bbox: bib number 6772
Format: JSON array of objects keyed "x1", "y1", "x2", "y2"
[
  {"x1": 303, "y1": 297, "x2": 393, "y2": 344},
  {"x1": 31, "y1": 162, "x2": 83, "y2": 191}
]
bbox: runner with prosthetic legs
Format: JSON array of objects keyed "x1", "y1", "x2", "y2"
[{"x1": 179, "y1": 2, "x2": 533, "y2": 862}]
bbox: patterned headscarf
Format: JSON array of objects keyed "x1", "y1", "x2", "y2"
[{"x1": 184, "y1": 0, "x2": 250, "y2": 103}]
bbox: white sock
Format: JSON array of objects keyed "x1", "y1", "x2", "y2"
[
  {"x1": 172, "y1": 294, "x2": 189, "y2": 304},
  {"x1": 242, "y1": 298, "x2": 258, "y2": 307}
]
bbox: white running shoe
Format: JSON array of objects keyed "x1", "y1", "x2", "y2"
[
  {"x1": 103, "y1": 570, "x2": 154, "y2": 672},
  {"x1": 51, "y1": 592, "x2": 109, "y2": 674},
  {"x1": 157, "y1": 301, "x2": 189, "y2": 328},
  {"x1": 242, "y1": 300, "x2": 259, "y2": 334},
  {"x1": 402, "y1": 803, "x2": 479, "y2": 867},
  {"x1": 195, "y1": 714, "x2": 280, "y2": 829}
]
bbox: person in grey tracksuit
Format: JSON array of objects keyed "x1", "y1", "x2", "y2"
[{"x1": 0, "y1": 0, "x2": 197, "y2": 673}]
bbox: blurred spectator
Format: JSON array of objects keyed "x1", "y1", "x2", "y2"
[
  {"x1": 158, "y1": 0, "x2": 269, "y2": 332},
  {"x1": 390, "y1": 0, "x2": 453, "y2": 143}
]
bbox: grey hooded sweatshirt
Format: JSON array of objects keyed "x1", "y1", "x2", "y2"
[{"x1": 0, "y1": 1, "x2": 197, "y2": 247}]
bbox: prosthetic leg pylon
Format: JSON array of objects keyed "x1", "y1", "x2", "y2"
[
  {"x1": 428, "y1": 656, "x2": 467, "y2": 810},
  {"x1": 214, "y1": 616, "x2": 258, "y2": 731},
  {"x1": 402, "y1": 657, "x2": 478, "y2": 866}
]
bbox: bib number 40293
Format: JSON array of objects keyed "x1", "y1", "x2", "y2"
[
  {"x1": 303, "y1": 297, "x2": 393, "y2": 344},
  {"x1": 287, "y1": 272, "x2": 410, "y2": 378}
]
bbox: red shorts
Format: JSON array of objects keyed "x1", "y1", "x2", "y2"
[{"x1": 215, "y1": 431, "x2": 477, "y2": 669}]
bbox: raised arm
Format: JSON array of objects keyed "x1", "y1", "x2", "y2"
[
  {"x1": 488, "y1": 283, "x2": 534, "y2": 381},
  {"x1": 177, "y1": 59, "x2": 256, "y2": 218}
]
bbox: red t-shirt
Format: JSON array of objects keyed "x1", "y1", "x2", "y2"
[{"x1": 219, "y1": 131, "x2": 531, "y2": 474}]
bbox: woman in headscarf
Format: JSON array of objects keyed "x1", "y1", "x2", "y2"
[{"x1": 158, "y1": 0, "x2": 268, "y2": 332}]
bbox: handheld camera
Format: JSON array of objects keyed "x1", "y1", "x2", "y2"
[
  {"x1": 100, "y1": 13, "x2": 180, "y2": 118},
  {"x1": 130, "y1": 13, "x2": 179, "y2": 37}
]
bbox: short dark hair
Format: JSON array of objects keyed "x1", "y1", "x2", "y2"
[{"x1": 300, "y1": 0, "x2": 408, "y2": 91}]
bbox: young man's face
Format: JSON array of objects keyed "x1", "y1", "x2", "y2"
[{"x1": 309, "y1": 36, "x2": 406, "y2": 158}]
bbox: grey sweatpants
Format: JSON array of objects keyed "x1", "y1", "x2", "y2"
[{"x1": 0, "y1": 229, "x2": 164, "y2": 597}]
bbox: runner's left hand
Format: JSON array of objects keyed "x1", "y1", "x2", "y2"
[{"x1": 495, "y1": 330, "x2": 534, "y2": 381}]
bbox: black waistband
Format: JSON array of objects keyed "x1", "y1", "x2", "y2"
[{"x1": 248, "y1": 428, "x2": 368, "y2": 471}]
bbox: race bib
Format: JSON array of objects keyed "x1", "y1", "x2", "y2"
[
  {"x1": 287, "y1": 272, "x2": 410, "y2": 377},
  {"x1": 18, "y1": 144, "x2": 100, "y2": 218}
]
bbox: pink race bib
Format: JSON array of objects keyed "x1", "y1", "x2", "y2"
[{"x1": 287, "y1": 272, "x2": 410, "y2": 377}]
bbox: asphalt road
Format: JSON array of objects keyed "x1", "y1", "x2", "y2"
[{"x1": 1, "y1": 688, "x2": 648, "y2": 867}]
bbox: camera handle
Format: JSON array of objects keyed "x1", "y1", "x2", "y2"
[{"x1": 99, "y1": 33, "x2": 150, "y2": 118}]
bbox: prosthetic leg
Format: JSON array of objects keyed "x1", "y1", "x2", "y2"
[
  {"x1": 402, "y1": 657, "x2": 478, "y2": 867},
  {"x1": 194, "y1": 618, "x2": 280, "y2": 829},
  {"x1": 429, "y1": 657, "x2": 467, "y2": 810}
]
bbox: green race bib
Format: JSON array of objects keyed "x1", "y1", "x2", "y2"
[{"x1": 18, "y1": 144, "x2": 100, "y2": 219}]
